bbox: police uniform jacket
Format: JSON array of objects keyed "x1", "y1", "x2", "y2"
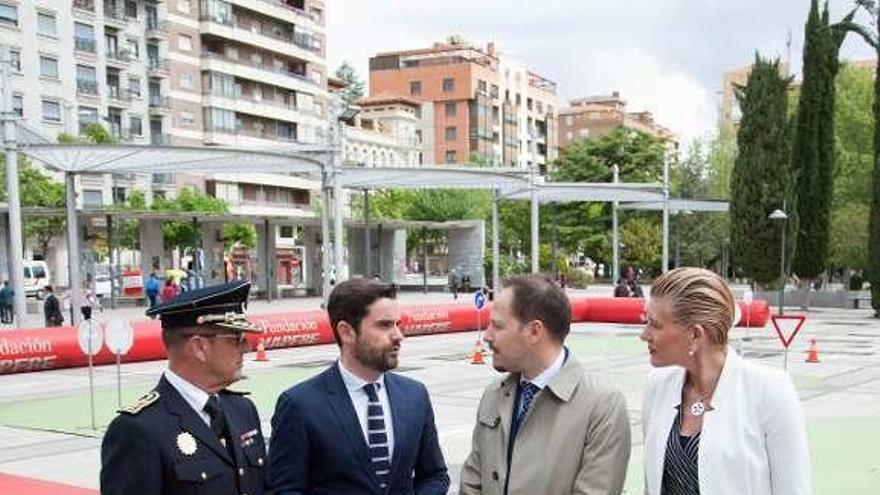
[{"x1": 101, "y1": 376, "x2": 267, "y2": 495}]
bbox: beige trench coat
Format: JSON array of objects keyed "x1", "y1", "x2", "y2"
[{"x1": 459, "y1": 354, "x2": 631, "y2": 495}]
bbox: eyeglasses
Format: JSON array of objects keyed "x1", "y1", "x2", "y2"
[{"x1": 189, "y1": 332, "x2": 248, "y2": 346}]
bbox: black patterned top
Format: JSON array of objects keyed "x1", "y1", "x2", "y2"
[{"x1": 661, "y1": 406, "x2": 700, "y2": 495}]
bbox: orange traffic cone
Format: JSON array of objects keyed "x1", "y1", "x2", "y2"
[
  {"x1": 470, "y1": 341, "x2": 485, "y2": 365},
  {"x1": 805, "y1": 339, "x2": 820, "y2": 363},
  {"x1": 254, "y1": 339, "x2": 269, "y2": 362}
]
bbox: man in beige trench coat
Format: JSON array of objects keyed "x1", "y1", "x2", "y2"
[{"x1": 459, "y1": 275, "x2": 631, "y2": 495}]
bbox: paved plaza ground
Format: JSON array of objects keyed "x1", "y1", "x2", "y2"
[{"x1": 0, "y1": 288, "x2": 878, "y2": 494}]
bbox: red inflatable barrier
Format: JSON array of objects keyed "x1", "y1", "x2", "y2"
[{"x1": 0, "y1": 298, "x2": 767, "y2": 376}]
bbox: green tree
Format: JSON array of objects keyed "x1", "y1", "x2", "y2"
[
  {"x1": 830, "y1": 63, "x2": 874, "y2": 270},
  {"x1": 0, "y1": 155, "x2": 66, "y2": 258},
  {"x1": 729, "y1": 54, "x2": 793, "y2": 285},
  {"x1": 837, "y1": 0, "x2": 880, "y2": 313},
  {"x1": 672, "y1": 140, "x2": 728, "y2": 268},
  {"x1": 335, "y1": 61, "x2": 365, "y2": 108},
  {"x1": 790, "y1": 0, "x2": 852, "y2": 281},
  {"x1": 152, "y1": 187, "x2": 229, "y2": 254},
  {"x1": 550, "y1": 126, "x2": 666, "y2": 267}
]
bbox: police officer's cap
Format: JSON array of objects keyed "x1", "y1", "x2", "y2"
[{"x1": 145, "y1": 280, "x2": 261, "y2": 333}]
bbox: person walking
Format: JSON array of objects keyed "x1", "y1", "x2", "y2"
[
  {"x1": 43, "y1": 285, "x2": 64, "y2": 327},
  {"x1": 0, "y1": 280, "x2": 13, "y2": 324},
  {"x1": 640, "y1": 267, "x2": 810, "y2": 494}
]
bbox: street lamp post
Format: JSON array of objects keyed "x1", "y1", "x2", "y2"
[{"x1": 769, "y1": 209, "x2": 788, "y2": 315}]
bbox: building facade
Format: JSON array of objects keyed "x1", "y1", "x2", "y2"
[
  {"x1": 558, "y1": 91, "x2": 678, "y2": 151},
  {"x1": 368, "y1": 37, "x2": 559, "y2": 169}
]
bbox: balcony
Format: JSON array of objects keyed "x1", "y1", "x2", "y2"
[
  {"x1": 204, "y1": 125, "x2": 300, "y2": 146},
  {"x1": 145, "y1": 20, "x2": 169, "y2": 39},
  {"x1": 104, "y1": 4, "x2": 129, "y2": 27},
  {"x1": 108, "y1": 86, "x2": 131, "y2": 106},
  {"x1": 152, "y1": 172, "x2": 174, "y2": 184},
  {"x1": 147, "y1": 58, "x2": 170, "y2": 76},
  {"x1": 74, "y1": 0, "x2": 95, "y2": 12},
  {"x1": 200, "y1": 52, "x2": 321, "y2": 95},
  {"x1": 203, "y1": 91, "x2": 324, "y2": 126},
  {"x1": 260, "y1": 0, "x2": 322, "y2": 23},
  {"x1": 148, "y1": 95, "x2": 171, "y2": 112},
  {"x1": 75, "y1": 37, "x2": 97, "y2": 54},
  {"x1": 76, "y1": 79, "x2": 99, "y2": 96},
  {"x1": 106, "y1": 50, "x2": 132, "y2": 67},
  {"x1": 199, "y1": 16, "x2": 323, "y2": 63}
]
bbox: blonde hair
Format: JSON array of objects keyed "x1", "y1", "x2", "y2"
[{"x1": 650, "y1": 267, "x2": 735, "y2": 346}]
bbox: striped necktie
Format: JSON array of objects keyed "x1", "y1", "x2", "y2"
[{"x1": 363, "y1": 383, "x2": 391, "y2": 491}]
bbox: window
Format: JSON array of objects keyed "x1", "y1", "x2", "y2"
[
  {"x1": 125, "y1": 0, "x2": 137, "y2": 18},
  {"x1": 0, "y1": 3, "x2": 17, "y2": 27},
  {"x1": 477, "y1": 79, "x2": 487, "y2": 94},
  {"x1": 112, "y1": 187, "x2": 126, "y2": 204},
  {"x1": 445, "y1": 150, "x2": 457, "y2": 164},
  {"x1": 126, "y1": 39, "x2": 139, "y2": 60},
  {"x1": 74, "y1": 23, "x2": 96, "y2": 52},
  {"x1": 203, "y1": 71, "x2": 234, "y2": 97},
  {"x1": 78, "y1": 106, "x2": 98, "y2": 133},
  {"x1": 39, "y1": 56, "x2": 59, "y2": 79},
  {"x1": 537, "y1": 101, "x2": 543, "y2": 114},
  {"x1": 180, "y1": 73, "x2": 193, "y2": 90},
  {"x1": 280, "y1": 226, "x2": 294, "y2": 238},
  {"x1": 442, "y1": 78, "x2": 454, "y2": 92},
  {"x1": 410, "y1": 80, "x2": 421, "y2": 96},
  {"x1": 445, "y1": 102, "x2": 456, "y2": 117},
  {"x1": 130, "y1": 115, "x2": 143, "y2": 135},
  {"x1": 12, "y1": 94, "x2": 22, "y2": 116},
  {"x1": 445, "y1": 126, "x2": 457, "y2": 141},
  {"x1": 178, "y1": 34, "x2": 192, "y2": 51},
  {"x1": 565, "y1": 115, "x2": 573, "y2": 126},
  {"x1": 83, "y1": 190, "x2": 103, "y2": 208},
  {"x1": 177, "y1": 0, "x2": 190, "y2": 14},
  {"x1": 565, "y1": 131, "x2": 573, "y2": 141},
  {"x1": 179, "y1": 111, "x2": 195, "y2": 126},
  {"x1": 128, "y1": 77, "x2": 140, "y2": 97},
  {"x1": 9, "y1": 49, "x2": 20, "y2": 71},
  {"x1": 205, "y1": 107, "x2": 235, "y2": 132},
  {"x1": 527, "y1": 98, "x2": 533, "y2": 111},
  {"x1": 41, "y1": 100, "x2": 61, "y2": 123},
  {"x1": 37, "y1": 12, "x2": 56, "y2": 37},
  {"x1": 76, "y1": 65, "x2": 98, "y2": 94}
]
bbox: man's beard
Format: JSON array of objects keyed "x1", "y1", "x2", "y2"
[{"x1": 354, "y1": 337, "x2": 398, "y2": 372}]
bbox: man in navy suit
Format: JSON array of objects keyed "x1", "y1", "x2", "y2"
[{"x1": 267, "y1": 279, "x2": 449, "y2": 495}]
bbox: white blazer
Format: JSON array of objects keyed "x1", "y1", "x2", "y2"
[{"x1": 642, "y1": 350, "x2": 811, "y2": 495}]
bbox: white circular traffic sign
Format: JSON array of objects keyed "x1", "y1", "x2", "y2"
[
  {"x1": 77, "y1": 319, "x2": 104, "y2": 356},
  {"x1": 105, "y1": 318, "x2": 134, "y2": 355}
]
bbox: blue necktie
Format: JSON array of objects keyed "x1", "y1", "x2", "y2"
[
  {"x1": 363, "y1": 383, "x2": 391, "y2": 491},
  {"x1": 516, "y1": 382, "x2": 540, "y2": 428}
]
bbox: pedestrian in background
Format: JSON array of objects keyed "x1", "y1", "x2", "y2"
[
  {"x1": 0, "y1": 280, "x2": 14, "y2": 324},
  {"x1": 43, "y1": 285, "x2": 64, "y2": 327}
]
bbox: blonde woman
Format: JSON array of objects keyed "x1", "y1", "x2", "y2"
[{"x1": 640, "y1": 268, "x2": 810, "y2": 495}]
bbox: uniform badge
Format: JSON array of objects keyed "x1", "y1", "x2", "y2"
[{"x1": 177, "y1": 431, "x2": 198, "y2": 456}]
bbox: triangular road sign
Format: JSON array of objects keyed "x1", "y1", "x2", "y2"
[{"x1": 771, "y1": 315, "x2": 806, "y2": 349}]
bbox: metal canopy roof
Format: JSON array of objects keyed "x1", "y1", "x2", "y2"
[
  {"x1": 338, "y1": 165, "x2": 529, "y2": 190},
  {"x1": 19, "y1": 144, "x2": 325, "y2": 175},
  {"x1": 502, "y1": 182, "x2": 665, "y2": 203},
  {"x1": 621, "y1": 199, "x2": 729, "y2": 213}
]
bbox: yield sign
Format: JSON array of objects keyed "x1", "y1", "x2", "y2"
[{"x1": 771, "y1": 315, "x2": 806, "y2": 349}]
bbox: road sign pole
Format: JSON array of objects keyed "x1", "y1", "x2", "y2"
[
  {"x1": 87, "y1": 319, "x2": 96, "y2": 431},
  {"x1": 116, "y1": 351, "x2": 122, "y2": 409}
]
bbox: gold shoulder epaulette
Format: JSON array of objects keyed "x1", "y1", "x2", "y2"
[{"x1": 118, "y1": 391, "x2": 160, "y2": 415}]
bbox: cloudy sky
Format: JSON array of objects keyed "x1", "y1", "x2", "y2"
[{"x1": 327, "y1": 0, "x2": 875, "y2": 143}]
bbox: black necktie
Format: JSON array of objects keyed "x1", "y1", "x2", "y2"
[{"x1": 204, "y1": 395, "x2": 233, "y2": 457}]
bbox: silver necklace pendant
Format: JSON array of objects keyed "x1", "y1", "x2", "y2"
[{"x1": 690, "y1": 401, "x2": 706, "y2": 416}]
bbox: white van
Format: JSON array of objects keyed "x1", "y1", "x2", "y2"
[{"x1": 23, "y1": 261, "x2": 51, "y2": 299}]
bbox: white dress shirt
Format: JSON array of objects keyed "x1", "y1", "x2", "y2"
[
  {"x1": 338, "y1": 361, "x2": 395, "y2": 459},
  {"x1": 522, "y1": 347, "x2": 566, "y2": 389},
  {"x1": 164, "y1": 368, "x2": 211, "y2": 426}
]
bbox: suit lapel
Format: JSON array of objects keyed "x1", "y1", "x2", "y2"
[
  {"x1": 223, "y1": 399, "x2": 247, "y2": 468},
  {"x1": 159, "y1": 377, "x2": 233, "y2": 465},
  {"x1": 385, "y1": 373, "x2": 407, "y2": 483},
  {"x1": 497, "y1": 376, "x2": 517, "y2": 460},
  {"x1": 324, "y1": 365, "x2": 378, "y2": 487},
  {"x1": 652, "y1": 369, "x2": 684, "y2": 493}
]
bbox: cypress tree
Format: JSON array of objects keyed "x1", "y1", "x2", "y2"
[
  {"x1": 870, "y1": 12, "x2": 880, "y2": 316},
  {"x1": 729, "y1": 55, "x2": 793, "y2": 285},
  {"x1": 791, "y1": 0, "x2": 848, "y2": 281}
]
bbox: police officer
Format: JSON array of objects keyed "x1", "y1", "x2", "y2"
[{"x1": 101, "y1": 280, "x2": 267, "y2": 495}]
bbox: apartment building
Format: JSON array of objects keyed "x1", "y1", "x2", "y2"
[
  {"x1": 559, "y1": 91, "x2": 678, "y2": 151},
  {"x1": 0, "y1": 0, "x2": 328, "y2": 287},
  {"x1": 368, "y1": 37, "x2": 559, "y2": 169}
]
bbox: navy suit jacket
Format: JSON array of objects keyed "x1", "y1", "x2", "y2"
[{"x1": 267, "y1": 363, "x2": 449, "y2": 495}]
